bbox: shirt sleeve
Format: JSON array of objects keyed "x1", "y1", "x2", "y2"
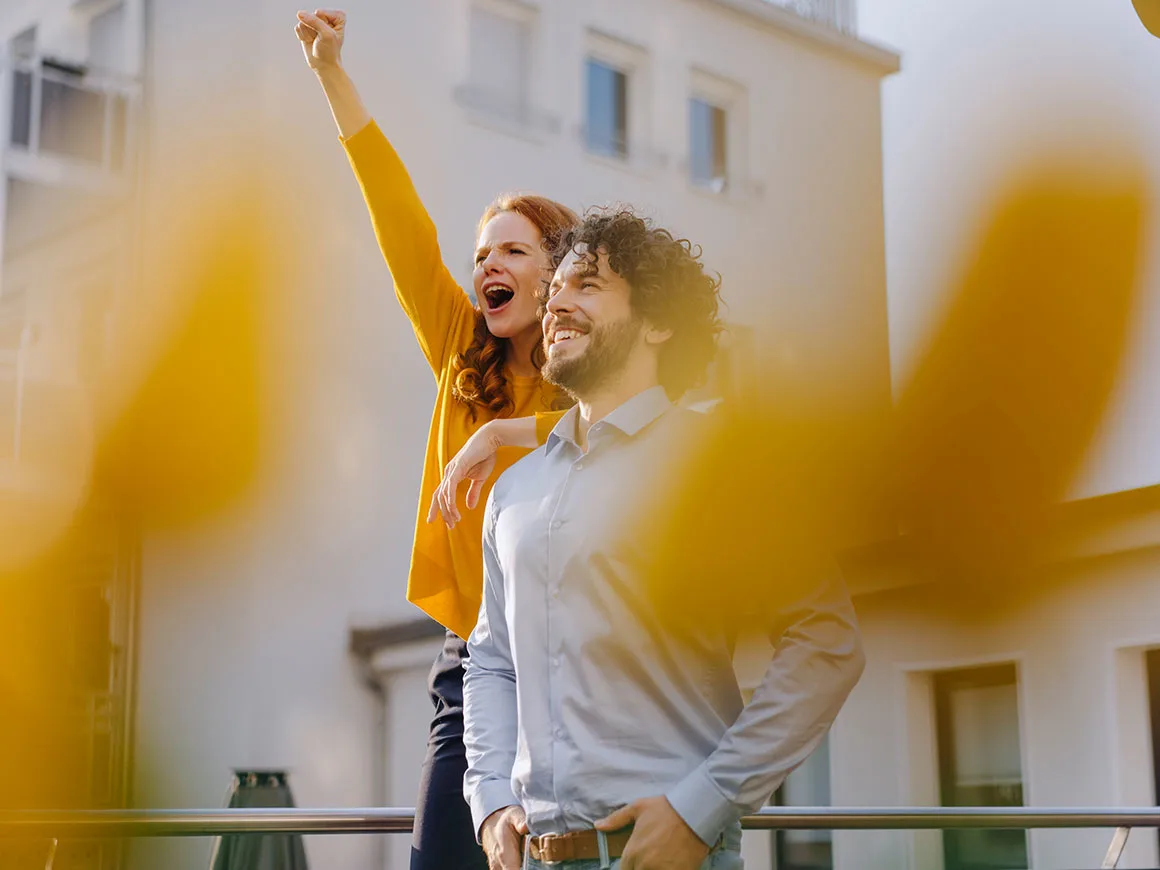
[
  {"x1": 463, "y1": 493, "x2": 520, "y2": 839},
  {"x1": 665, "y1": 560, "x2": 866, "y2": 845},
  {"x1": 342, "y1": 120, "x2": 476, "y2": 376}
]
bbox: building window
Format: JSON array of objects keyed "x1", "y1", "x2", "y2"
[
  {"x1": 585, "y1": 58, "x2": 627, "y2": 158},
  {"x1": 934, "y1": 664, "x2": 1028, "y2": 870},
  {"x1": 465, "y1": 2, "x2": 532, "y2": 123},
  {"x1": 1146, "y1": 649, "x2": 1160, "y2": 855},
  {"x1": 772, "y1": 733, "x2": 832, "y2": 870},
  {"x1": 690, "y1": 98, "x2": 727, "y2": 191},
  {"x1": 9, "y1": 28, "x2": 36, "y2": 148}
]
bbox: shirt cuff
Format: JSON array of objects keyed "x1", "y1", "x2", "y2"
[
  {"x1": 665, "y1": 763, "x2": 742, "y2": 847},
  {"x1": 468, "y1": 779, "x2": 520, "y2": 843}
]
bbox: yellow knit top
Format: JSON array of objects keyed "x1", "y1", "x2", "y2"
[{"x1": 343, "y1": 120, "x2": 565, "y2": 639}]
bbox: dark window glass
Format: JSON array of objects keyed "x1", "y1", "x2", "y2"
[
  {"x1": 11, "y1": 70, "x2": 32, "y2": 147},
  {"x1": 935, "y1": 664, "x2": 1028, "y2": 870},
  {"x1": 585, "y1": 58, "x2": 627, "y2": 158},
  {"x1": 690, "y1": 98, "x2": 727, "y2": 190}
]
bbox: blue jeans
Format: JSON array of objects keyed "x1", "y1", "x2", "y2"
[{"x1": 524, "y1": 825, "x2": 744, "y2": 870}]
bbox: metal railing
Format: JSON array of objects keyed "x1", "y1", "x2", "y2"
[{"x1": 2, "y1": 807, "x2": 1158, "y2": 868}]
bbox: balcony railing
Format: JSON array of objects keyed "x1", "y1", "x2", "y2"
[
  {"x1": 1, "y1": 807, "x2": 1157, "y2": 868},
  {"x1": 772, "y1": 0, "x2": 857, "y2": 34}
]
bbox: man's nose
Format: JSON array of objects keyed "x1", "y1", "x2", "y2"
[{"x1": 546, "y1": 287, "x2": 574, "y2": 315}]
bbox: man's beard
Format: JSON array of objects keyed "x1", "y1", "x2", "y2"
[{"x1": 543, "y1": 315, "x2": 642, "y2": 397}]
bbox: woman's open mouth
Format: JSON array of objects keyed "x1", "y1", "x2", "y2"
[{"x1": 483, "y1": 283, "x2": 516, "y2": 313}]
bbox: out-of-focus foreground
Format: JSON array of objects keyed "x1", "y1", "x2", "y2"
[{"x1": 0, "y1": 2, "x2": 1158, "y2": 870}]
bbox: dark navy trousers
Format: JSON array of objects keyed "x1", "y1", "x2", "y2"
[{"x1": 410, "y1": 630, "x2": 489, "y2": 870}]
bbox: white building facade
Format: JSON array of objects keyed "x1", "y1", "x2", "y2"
[{"x1": 0, "y1": 0, "x2": 897, "y2": 869}]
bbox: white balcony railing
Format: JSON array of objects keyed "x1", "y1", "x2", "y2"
[{"x1": 771, "y1": 0, "x2": 857, "y2": 34}]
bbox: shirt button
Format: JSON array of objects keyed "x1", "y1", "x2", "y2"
[
  {"x1": 551, "y1": 520, "x2": 563, "y2": 531},
  {"x1": 551, "y1": 587, "x2": 560, "y2": 598},
  {"x1": 551, "y1": 656, "x2": 560, "y2": 668},
  {"x1": 575, "y1": 462, "x2": 585, "y2": 471},
  {"x1": 554, "y1": 728, "x2": 565, "y2": 740}
]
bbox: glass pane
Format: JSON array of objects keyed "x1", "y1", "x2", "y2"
[
  {"x1": 936, "y1": 665, "x2": 1028, "y2": 870},
  {"x1": 10, "y1": 70, "x2": 31, "y2": 147},
  {"x1": 690, "y1": 98, "x2": 727, "y2": 190},
  {"x1": 776, "y1": 734, "x2": 833, "y2": 870},
  {"x1": 40, "y1": 77, "x2": 106, "y2": 162},
  {"x1": 72, "y1": 585, "x2": 112, "y2": 693},
  {"x1": 468, "y1": 8, "x2": 529, "y2": 119},
  {"x1": 586, "y1": 59, "x2": 627, "y2": 157},
  {"x1": 1146, "y1": 649, "x2": 1160, "y2": 856}
]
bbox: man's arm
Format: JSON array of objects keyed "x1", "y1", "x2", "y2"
[
  {"x1": 463, "y1": 494, "x2": 522, "y2": 837},
  {"x1": 667, "y1": 560, "x2": 865, "y2": 845}
]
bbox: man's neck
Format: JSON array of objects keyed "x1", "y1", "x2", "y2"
[{"x1": 574, "y1": 367, "x2": 662, "y2": 451}]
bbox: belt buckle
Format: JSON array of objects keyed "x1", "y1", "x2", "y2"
[{"x1": 536, "y1": 833, "x2": 567, "y2": 865}]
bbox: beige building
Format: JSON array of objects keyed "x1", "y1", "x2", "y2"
[{"x1": 0, "y1": 0, "x2": 896, "y2": 868}]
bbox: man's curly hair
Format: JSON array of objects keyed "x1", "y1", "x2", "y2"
[{"x1": 549, "y1": 207, "x2": 723, "y2": 400}]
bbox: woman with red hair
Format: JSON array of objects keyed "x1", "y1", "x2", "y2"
[{"x1": 297, "y1": 10, "x2": 575, "y2": 869}]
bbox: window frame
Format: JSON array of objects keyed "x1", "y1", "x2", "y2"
[
  {"x1": 687, "y1": 67, "x2": 747, "y2": 198},
  {"x1": 933, "y1": 663, "x2": 1030, "y2": 870},
  {"x1": 582, "y1": 29, "x2": 651, "y2": 168}
]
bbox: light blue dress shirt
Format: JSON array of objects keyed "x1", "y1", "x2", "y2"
[{"x1": 463, "y1": 386, "x2": 865, "y2": 846}]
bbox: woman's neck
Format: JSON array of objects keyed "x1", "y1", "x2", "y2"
[{"x1": 506, "y1": 325, "x2": 542, "y2": 378}]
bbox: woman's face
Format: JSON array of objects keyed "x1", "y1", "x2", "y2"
[{"x1": 473, "y1": 211, "x2": 552, "y2": 339}]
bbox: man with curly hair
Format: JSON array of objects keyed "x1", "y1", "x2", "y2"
[{"x1": 463, "y1": 208, "x2": 864, "y2": 870}]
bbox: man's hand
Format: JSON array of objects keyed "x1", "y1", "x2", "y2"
[
  {"x1": 596, "y1": 796, "x2": 710, "y2": 870},
  {"x1": 480, "y1": 805, "x2": 528, "y2": 870}
]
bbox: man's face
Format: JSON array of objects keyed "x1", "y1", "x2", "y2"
[{"x1": 541, "y1": 246, "x2": 644, "y2": 397}]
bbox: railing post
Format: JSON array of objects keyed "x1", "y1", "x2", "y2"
[{"x1": 1100, "y1": 826, "x2": 1130, "y2": 869}]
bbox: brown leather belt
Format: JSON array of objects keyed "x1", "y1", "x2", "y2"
[{"x1": 527, "y1": 829, "x2": 633, "y2": 864}]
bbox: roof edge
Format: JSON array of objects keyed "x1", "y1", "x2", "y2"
[{"x1": 698, "y1": 0, "x2": 901, "y2": 75}]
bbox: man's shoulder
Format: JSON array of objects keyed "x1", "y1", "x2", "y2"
[{"x1": 491, "y1": 443, "x2": 553, "y2": 509}]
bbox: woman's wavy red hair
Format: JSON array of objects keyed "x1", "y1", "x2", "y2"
[{"x1": 451, "y1": 194, "x2": 578, "y2": 419}]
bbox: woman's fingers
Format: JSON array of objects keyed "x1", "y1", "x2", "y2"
[
  {"x1": 316, "y1": 8, "x2": 346, "y2": 28},
  {"x1": 297, "y1": 10, "x2": 333, "y2": 38},
  {"x1": 294, "y1": 21, "x2": 316, "y2": 43},
  {"x1": 465, "y1": 479, "x2": 484, "y2": 511}
]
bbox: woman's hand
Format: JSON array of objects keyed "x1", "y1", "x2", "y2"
[
  {"x1": 428, "y1": 425, "x2": 504, "y2": 529},
  {"x1": 295, "y1": 8, "x2": 345, "y2": 72},
  {"x1": 428, "y1": 416, "x2": 540, "y2": 528}
]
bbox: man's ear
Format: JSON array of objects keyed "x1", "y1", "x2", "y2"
[{"x1": 644, "y1": 324, "x2": 673, "y2": 346}]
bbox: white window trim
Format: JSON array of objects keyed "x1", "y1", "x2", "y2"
[
  {"x1": 896, "y1": 653, "x2": 1036, "y2": 870},
  {"x1": 582, "y1": 29, "x2": 660, "y2": 173}
]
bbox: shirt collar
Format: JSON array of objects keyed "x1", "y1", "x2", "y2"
[{"x1": 546, "y1": 386, "x2": 672, "y2": 453}]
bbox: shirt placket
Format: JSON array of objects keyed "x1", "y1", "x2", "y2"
[{"x1": 544, "y1": 442, "x2": 586, "y2": 830}]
